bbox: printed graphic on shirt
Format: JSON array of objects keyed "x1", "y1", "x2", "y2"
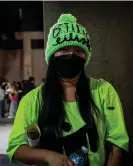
[{"x1": 27, "y1": 124, "x2": 41, "y2": 147}]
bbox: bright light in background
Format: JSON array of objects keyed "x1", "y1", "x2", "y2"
[{"x1": 19, "y1": 8, "x2": 22, "y2": 19}]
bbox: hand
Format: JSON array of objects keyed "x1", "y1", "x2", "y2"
[{"x1": 45, "y1": 150, "x2": 74, "y2": 166}]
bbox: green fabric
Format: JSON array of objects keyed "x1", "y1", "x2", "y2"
[
  {"x1": 6, "y1": 78, "x2": 129, "y2": 166},
  {"x1": 45, "y1": 14, "x2": 91, "y2": 66}
]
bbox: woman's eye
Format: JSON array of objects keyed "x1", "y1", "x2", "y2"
[{"x1": 75, "y1": 49, "x2": 82, "y2": 53}]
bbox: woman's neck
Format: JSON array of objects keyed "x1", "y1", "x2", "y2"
[{"x1": 60, "y1": 76, "x2": 79, "y2": 102}]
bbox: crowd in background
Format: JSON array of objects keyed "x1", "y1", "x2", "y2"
[{"x1": 0, "y1": 76, "x2": 45, "y2": 120}]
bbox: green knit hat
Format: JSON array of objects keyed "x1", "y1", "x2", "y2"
[{"x1": 45, "y1": 14, "x2": 91, "y2": 66}]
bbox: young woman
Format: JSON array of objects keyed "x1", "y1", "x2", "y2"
[{"x1": 7, "y1": 14, "x2": 129, "y2": 166}]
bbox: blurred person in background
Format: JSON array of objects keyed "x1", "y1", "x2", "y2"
[
  {"x1": 8, "y1": 82, "x2": 19, "y2": 118},
  {"x1": 0, "y1": 83, "x2": 5, "y2": 119},
  {"x1": 28, "y1": 76, "x2": 36, "y2": 90},
  {"x1": 7, "y1": 14, "x2": 128, "y2": 166},
  {"x1": 21, "y1": 80, "x2": 27, "y2": 90},
  {"x1": 16, "y1": 81, "x2": 23, "y2": 102},
  {"x1": 6, "y1": 82, "x2": 12, "y2": 93},
  {"x1": 41, "y1": 78, "x2": 45, "y2": 85},
  {"x1": 0, "y1": 77, "x2": 6, "y2": 86},
  {"x1": 22, "y1": 76, "x2": 36, "y2": 96},
  {"x1": 4, "y1": 81, "x2": 12, "y2": 117}
]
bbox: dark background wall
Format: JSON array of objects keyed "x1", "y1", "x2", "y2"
[
  {"x1": 43, "y1": 1, "x2": 133, "y2": 164},
  {"x1": 0, "y1": 1, "x2": 43, "y2": 50},
  {"x1": 0, "y1": 1, "x2": 43, "y2": 32},
  {"x1": 0, "y1": 2, "x2": 44, "y2": 82}
]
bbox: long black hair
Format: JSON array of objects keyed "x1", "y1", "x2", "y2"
[{"x1": 38, "y1": 56, "x2": 100, "y2": 152}]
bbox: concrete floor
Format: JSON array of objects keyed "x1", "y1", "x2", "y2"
[
  {"x1": 0, "y1": 123, "x2": 25, "y2": 165},
  {"x1": 0, "y1": 124, "x2": 12, "y2": 154}
]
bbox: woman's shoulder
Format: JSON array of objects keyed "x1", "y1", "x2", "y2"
[
  {"x1": 21, "y1": 85, "x2": 43, "y2": 103},
  {"x1": 89, "y1": 77, "x2": 113, "y2": 91}
]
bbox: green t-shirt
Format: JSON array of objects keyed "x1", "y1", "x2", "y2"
[{"x1": 6, "y1": 78, "x2": 129, "y2": 166}]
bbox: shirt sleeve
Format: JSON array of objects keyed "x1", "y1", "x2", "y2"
[
  {"x1": 102, "y1": 80, "x2": 129, "y2": 151},
  {"x1": 6, "y1": 95, "x2": 30, "y2": 162}
]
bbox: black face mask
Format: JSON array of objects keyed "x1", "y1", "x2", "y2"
[{"x1": 53, "y1": 54, "x2": 85, "y2": 79}]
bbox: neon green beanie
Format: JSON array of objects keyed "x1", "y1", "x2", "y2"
[{"x1": 45, "y1": 14, "x2": 91, "y2": 66}]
